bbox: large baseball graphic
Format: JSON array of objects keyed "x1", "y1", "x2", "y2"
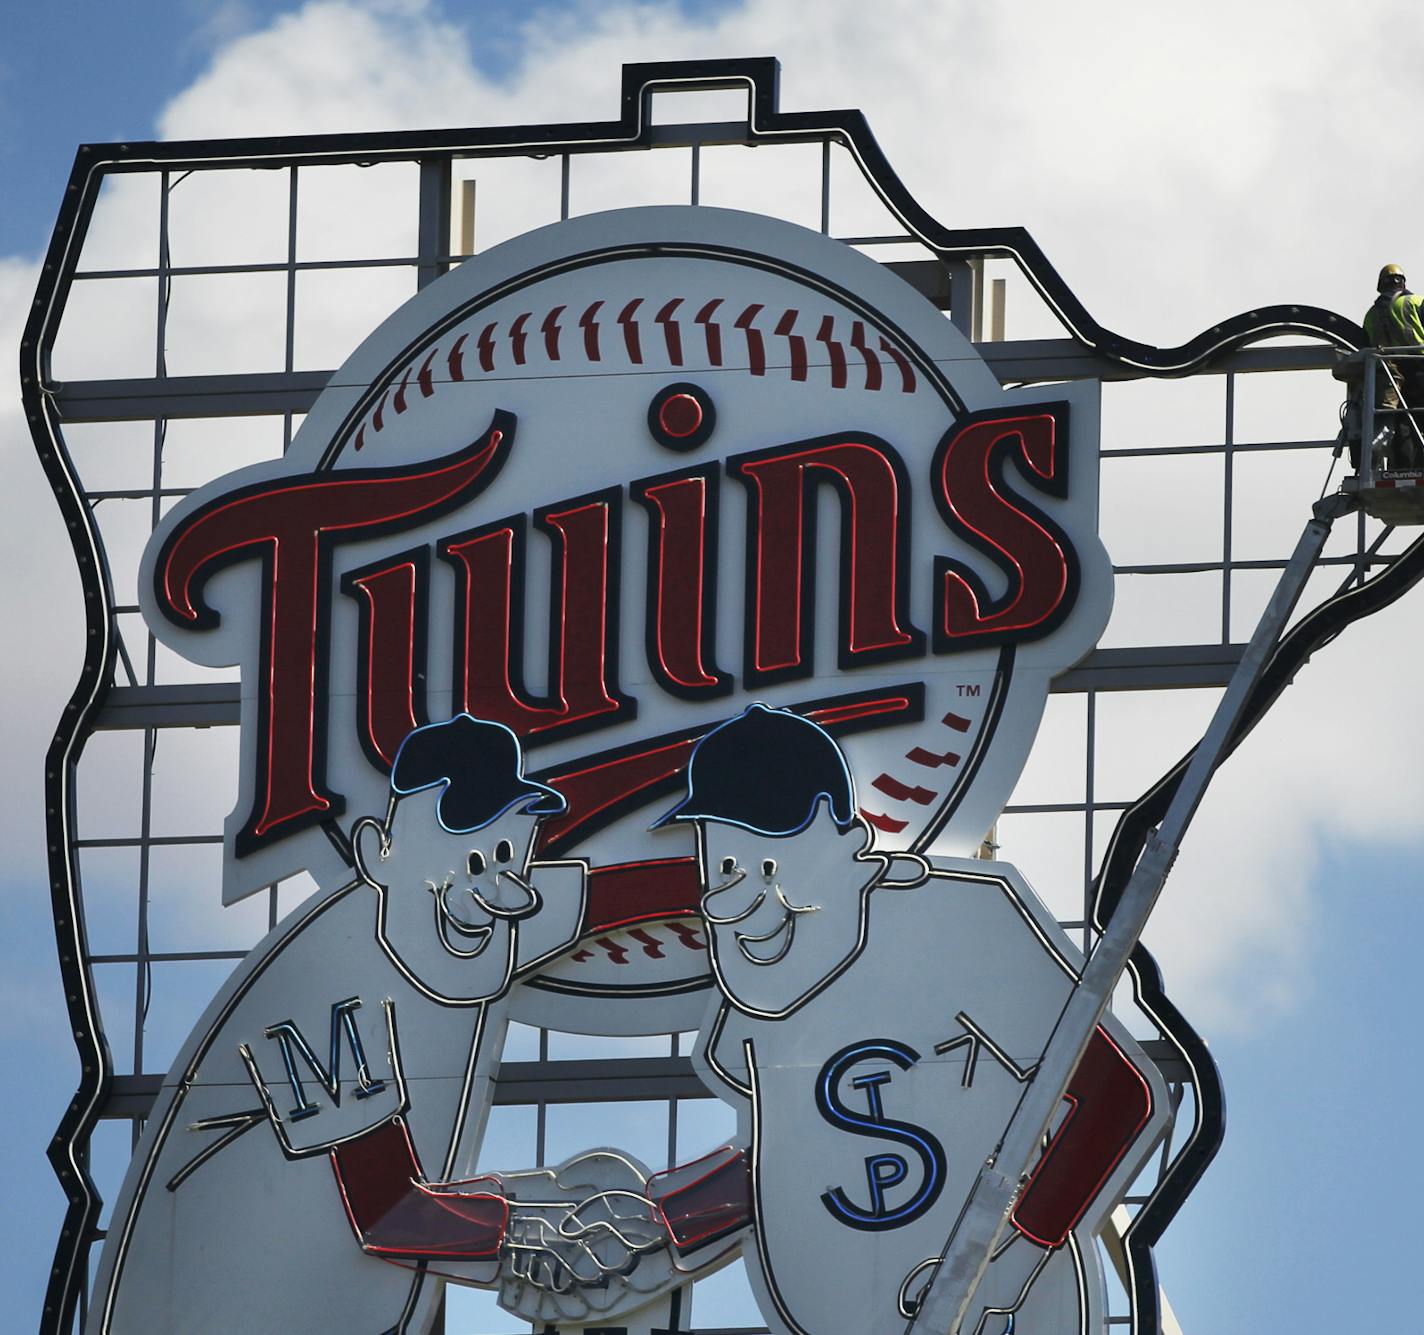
[{"x1": 141, "y1": 205, "x2": 1112, "y2": 1033}]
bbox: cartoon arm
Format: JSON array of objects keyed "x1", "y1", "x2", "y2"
[
  {"x1": 629, "y1": 1011, "x2": 757, "y2": 1270},
  {"x1": 1010, "y1": 1026, "x2": 1154, "y2": 1249},
  {"x1": 331, "y1": 1119, "x2": 507, "y2": 1271},
  {"x1": 646, "y1": 1145, "x2": 754, "y2": 1261},
  {"x1": 333, "y1": 1124, "x2": 689, "y2": 1321},
  {"x1": 582, "y1": 856, "x2": 702, "y2": 933}
]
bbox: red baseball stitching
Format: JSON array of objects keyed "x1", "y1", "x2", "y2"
[
  {"x1": 858, "y1": 708, "x2": 977, "y2": 833},
  {"x1": 350, "y1": 301, "x2": 917, "y2": 450},
  {"x1": 563, "y1": 920, "x2": 709, "y2": 966}
]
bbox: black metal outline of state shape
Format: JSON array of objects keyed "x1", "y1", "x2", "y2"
[{"x1": 22, "y1": 54, "x2": 1370, "y2": 1335}]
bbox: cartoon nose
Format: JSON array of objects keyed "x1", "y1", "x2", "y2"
[
  {"x1": 702, "y1": 876, "x2": 763, "y2": 925},
  {"x1": 473, "y1": 870, "x2": 539, "y2": 919}
]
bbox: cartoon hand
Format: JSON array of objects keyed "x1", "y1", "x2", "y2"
[
  {"x1": 501, "y1": 1189, "x2": 667, "y2": 1288},
  {"x1": 493, "y1": 1152, "x2": 681, "y2": 1325}
]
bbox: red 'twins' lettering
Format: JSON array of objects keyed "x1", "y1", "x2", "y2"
[
  {"x1": 154, "y1": 414, "x2": 513, "y2": 856},
  {"x1": 437, "y1": 487, "x2": 634, "y2": 743},
  {"x1": 731, "y1": 435, "x2": 925, "y2": 686},
  {"x1": 931, "y1": 405, "x2": 1078, "y2": 650}
]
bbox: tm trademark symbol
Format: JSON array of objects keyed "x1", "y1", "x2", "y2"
[{"x1": 956, "y1": 683, "x2": 981, "y2": 697}]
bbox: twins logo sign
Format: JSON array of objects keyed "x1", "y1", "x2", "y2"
[{"x1": 88, "y1": 205, "x2": 1172, "y2": 1334}]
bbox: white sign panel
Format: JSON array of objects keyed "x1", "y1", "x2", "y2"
[{"x1": 87, "y1": 206, "x2": 1164, "y2": 1335}]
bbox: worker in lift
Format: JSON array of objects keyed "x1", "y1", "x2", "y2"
[{"x1": 1363, "y1": 263, "x2": 1424, "y2": 469}]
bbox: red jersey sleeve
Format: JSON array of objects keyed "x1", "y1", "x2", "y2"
[
  {"x1": 330, "y1": 1119, "x2": 507, "y2": 1260},
  {"x1": 1010, "y1": 1026, "x2": 1154, "y2": 1249}
]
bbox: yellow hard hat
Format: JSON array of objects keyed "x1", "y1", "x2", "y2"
[{"x1": 1379, "y1": 263, "x2": 1406, "y2": 292}]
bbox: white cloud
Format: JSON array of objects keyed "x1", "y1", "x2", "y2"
[{"x1": 8, "y1": 0, "x2": 1424, "y2": 1046}]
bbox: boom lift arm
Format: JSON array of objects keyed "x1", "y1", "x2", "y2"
[{"x1": 907, "y1": 491, "x2": 1355, "y2": 1335}]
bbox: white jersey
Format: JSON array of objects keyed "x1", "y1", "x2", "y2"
[
  {"x1": 699, "y1": 860, "x2": 1168, "y2": 1335},
  {"x1": 88, "y1": 861, "x2": 585, "y2": 1335}
]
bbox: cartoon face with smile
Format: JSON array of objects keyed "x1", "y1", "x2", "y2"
[
  {"x1": 701, "y1": 827, "x2": 817, "y2": 968},
  {"x1": 354, "y1": 715, "x2": 568, "y2": 1004},
  {"x1": 413, "y1": 801, "x2": 543, "y2": 962},
  {"x1": 658, "y1": 704, "x2": 882, "y2": 1019},
  {"x1": 697, "y1": 812, "x2": 876, "y2": 1017}
]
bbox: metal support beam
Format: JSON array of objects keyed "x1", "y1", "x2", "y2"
[
  {"x1": 416, "y1": 157, "x2": 453, "y2": 290},
  {"x1": 52, "y1": 340, "x2": 1339, "y2": 425},
  {"x1": 490, "y1": 1056, "x2": 709, "y2": 1104},
  {"x1": 94, "y1": 683, "x2": 244, "y2": 729},
  {"x1": 103, "y1": 1076, "x2": 163, "y2": 1120},
  {"x1": 56, "y1": 370, "x2": 330, "y2": 422},
  {"x1": 1050, "y1": 642, "x2": 1243, "y2": 692},
  {"x1": 944, "y1": 260, "x2": 975, "y2": 338},
  {"x1": 99, "y1": 1042, "x2": 1189, "y2": 1120}
]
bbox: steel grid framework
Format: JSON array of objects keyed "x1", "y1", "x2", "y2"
[{"x1": 24, "y1": 58, "x2": 1381, "y2": 1335}]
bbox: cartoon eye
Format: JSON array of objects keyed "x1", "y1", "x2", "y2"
[
  {"x1": 719, "y1": 855, "x2": 737, "y2": 876},
  {"x1": 762, "y1": 858, "x2": 777, "y2": 879},
  {"x1": 468, "y1": 849, "x2": 487, "y2": 876},
  {"x1": 494, "y1": 839, "x2": 514, "y2": 864}
]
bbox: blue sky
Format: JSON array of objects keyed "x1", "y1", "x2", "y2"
[
  {"x1": 0, "y1": 0, "x2": 720, "y2": 259},
  {"x1": 3, "y1": 1, "x2": 286, "y2": 257},
  {"x1": 4, "y1": 2, "x2": 1424, "y2": 1333}
]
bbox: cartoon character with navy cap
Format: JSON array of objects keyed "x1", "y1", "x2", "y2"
[
  {"x1": 495, "y1": 704, "x2": 1171, "y2": 1335},
  {"x1": 653, "y1": 702, "x2": 898, "y2": 1019},
  {"x1": 88, "y1": 715, "x2": 599, "y2": 1335},
  {"x1": 351, "y1": 713, "x2": 577, "y2": 1005}
]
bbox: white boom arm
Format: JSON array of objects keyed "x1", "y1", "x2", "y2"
[{"x1": 907, "y1": 493, "x2": 1351, "y2": 1335}]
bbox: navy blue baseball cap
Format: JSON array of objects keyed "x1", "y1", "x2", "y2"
[
  {"x1": 391, "y1": 715, "x2": 566, "y2": 833},
  {"x1": 654, "y1": 704, "x2": 856, "y2": 836}
]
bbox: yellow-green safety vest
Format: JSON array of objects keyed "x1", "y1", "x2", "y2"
[{"x1": 1364, "y1": 291, "x2": 1424, "y2": 348}]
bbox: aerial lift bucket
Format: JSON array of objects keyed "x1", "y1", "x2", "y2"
[{"x1": 1335, "y1": 348, "x2": 1424, "y2": 523}]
